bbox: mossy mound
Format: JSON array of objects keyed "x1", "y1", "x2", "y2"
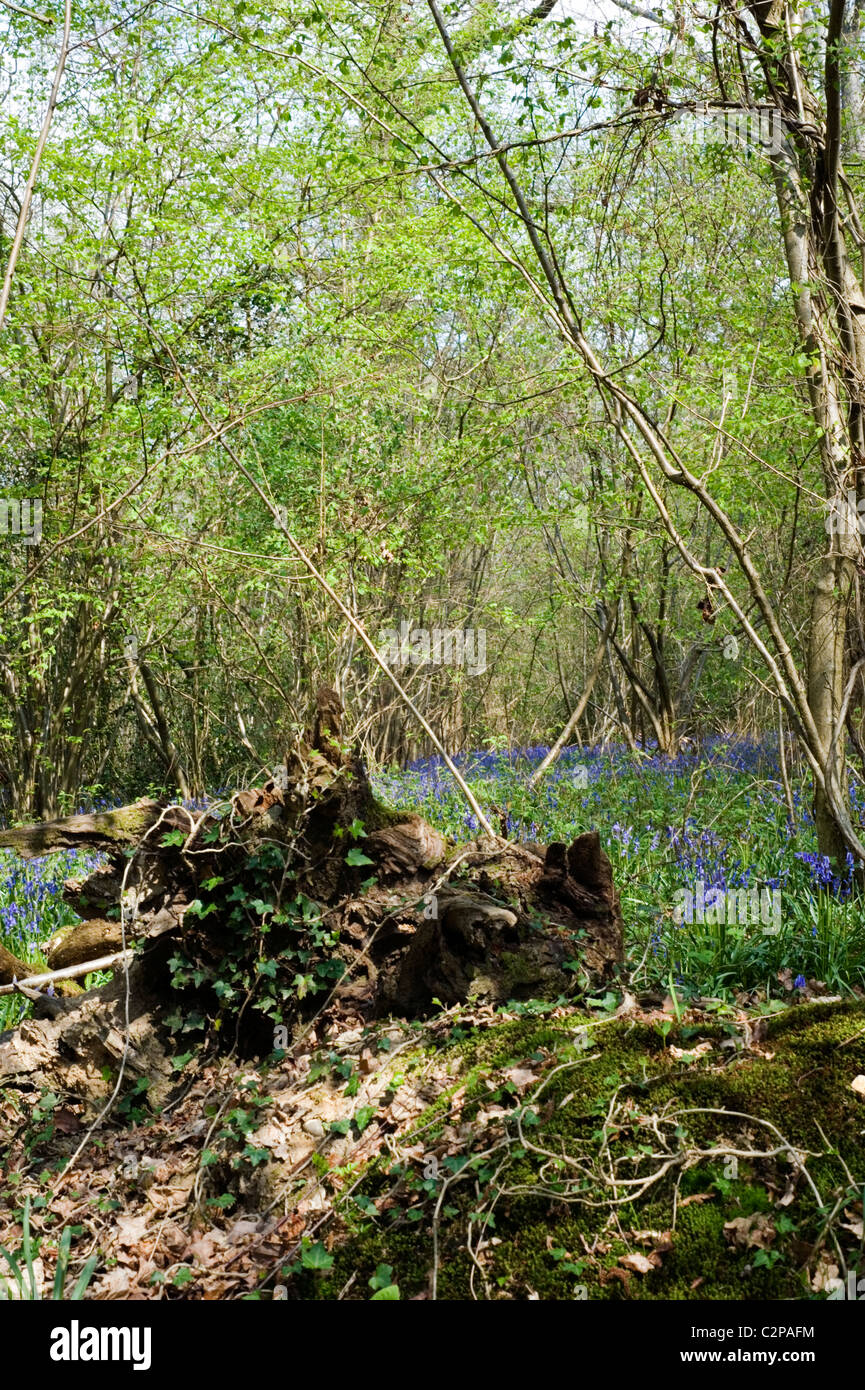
[{"x1": 286, "y1": 998, "x2": 865, "y2": 1301}]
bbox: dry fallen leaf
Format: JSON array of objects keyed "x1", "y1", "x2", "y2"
[
  {"x1": 743, "y1": 1018, "x2": 768, "y2": 1047},
  {"x1": 503, "y1": 1067, "x2": 537, "y2": 1090},
  {"x1": 115, "y1": 1213, "x2": 151, "y2": 1247},
  {"x1": 144, "y1": 1166, "x2": 195, "y2": 1215},
  {"x1": 474, "y1": 1105, "x2": 510, "y2": 1127},
  {"x1": 92, "y1": 1267, "x2": 132, "y2": 1298},
  {"x1": 724, "y1": 1213, "x2": 775, "y2": 1250},
  {"x1": 250, "y1": 1121, "x2": 288, "y2": 1150},
  {"x1": 811, "y1": 1255, "x2": 842, "y2": 1295},
  {"x1": 669, "y1": 1042, "x2": 713, "y2": 1061},
  {"x1": 850, "y1": 1074, "x2": 865, "y2": 1098},
  {"x1": 186, "y1": 1229, "x2": 229, "y2": 1264},
  {"x1": 619, "y1": 1251, "x2": 659, "y2": 1274},
  {"x1": 0, "y1": 1255, "x2": 44, "y2": 1298},
  {"x1": 227, "y1": 1219, "x2": 259, "y2": 1241},
  {"x1": 631, "y1": 1229, "x2": 673, "y2": 1252}
]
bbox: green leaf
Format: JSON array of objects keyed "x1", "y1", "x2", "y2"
[
  {"x1": 52, "y1": 1227, "x2": 72, "y2": 1300},
  {"x1": 70, "y1": 1256, "x2": 99, "y2": 1300},
  {"x1": 300, "y1": 1241, "x2": 334, "y2": 1271},
  {"x1": 369, "y1": 1262, "x2": 395, "y2": 1290}
]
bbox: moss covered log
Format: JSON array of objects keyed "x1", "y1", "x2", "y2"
[{"x1": 290, "y1": 998, "x2": 865, "y2": 1301}]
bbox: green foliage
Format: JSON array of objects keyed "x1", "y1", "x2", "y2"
[
  {"x1": 0, "y1": 1197, "x2": 97, "y2": 1302},
  {"x1": 0, "y1": 849, "x2": 95, "y2": 1031},
  {"x1": 165, "y1": 838, "x2": 340, "y2": 1043},
  {"x1": 0, "y1": 0, "x2": 830, "y2": 813},
  {"x1": 297, "y1": 1001, "x2": 865, "y2": 1300},
  {"x1": 368, "y1": 1264, "x2": 400, "y2": 1300}
]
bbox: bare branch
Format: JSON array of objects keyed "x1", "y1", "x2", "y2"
[
  {"x1": 0, "y1": 952, "x2": 134, "y2": 997},
  {"x1": 608, "y1": 0, "x2": 676, "y2": 31},
  {"x1": 0, "y1": 0, "x2": 72, "y2": 330},
  {"x1": 0, "y1": 1, "x2": 53, "y2": 23}
]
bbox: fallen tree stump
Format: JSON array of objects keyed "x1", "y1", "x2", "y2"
[
  {"x1": 0, "y1": 799, "x2": 164, "y2": 859},
  {"x1": 0, "y1": 689, "x2": 624, "y2": 1110},
  {"x1": 0, "y1": 940, "x2": 83, "y2": 997},
  {"x1": 44, "y1": 919, "x2": 125, "y2": 971}
]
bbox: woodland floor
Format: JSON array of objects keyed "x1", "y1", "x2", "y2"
[
  {"x1": 1, "y1": 737, "x2": 864, "y2": 1301},
  {"x1": 1, "y1": 993, "x2": 863, "y2": 1300}
]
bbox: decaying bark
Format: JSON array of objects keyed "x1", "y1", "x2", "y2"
[
  {"x1": 44, "y1": 920, "x2": 124, "y2": 971},
  {"x1": 0, "y1": 939, "x2": 83, "y2": 996},
  {"x1": 0, "y1": 799, "x2": 164, "y2": 859},
  {"x1": 0, "y1": 690, "x2": 623, "y2": 1111}
]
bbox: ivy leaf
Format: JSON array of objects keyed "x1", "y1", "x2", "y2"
[
  {"x1": 301, "y1": 1241, "x2": 334, "y2": 1271},
  {"x1": 369, "y1": 1263, "x2": 395, "y2": 1290}
]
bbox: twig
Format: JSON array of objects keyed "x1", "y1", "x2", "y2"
[
  {"x1": 0, "y1": 0, "x2": 72, "y2": 330},
  {"x1": 0, "y1": 950, "x2": 133, "y2": 996},
  {"x1": 0, "y1": 1, "x2": 53, "y2": 22}
]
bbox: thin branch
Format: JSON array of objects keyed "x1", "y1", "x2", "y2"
[
  {"x1": 0, "y1": 0, "x2": 72, "y2": 331},
  {"x1": 0, "y1": 1, "x2": 53, "y2": 22},
  {"x1": 0, "y1": 951, "x2": 133, "y2": 996},
  {"x1": 608, "y1": 0, "x2": 676, "y2": 30},
  {"x1": 529, "y1": 626, "x2": 609, "y2": 788}
]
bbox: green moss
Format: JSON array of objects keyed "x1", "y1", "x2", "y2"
[
  {"x1": 361, "y1": 798, "x2": 411, "y2": 832},
  {"x1": 0, "y1": 801, "x2": 160, "y2": 855},
  {"x1": 497, "y1": 951, "x2": 548, "y2": 989},
  {"x1": 289, "y1": 998, "x2": 865, "y2": 1300}
]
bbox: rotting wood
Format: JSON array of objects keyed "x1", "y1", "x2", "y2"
[{"x1": 0, "y1": 689, "x2": 624, "y2": 1109}]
